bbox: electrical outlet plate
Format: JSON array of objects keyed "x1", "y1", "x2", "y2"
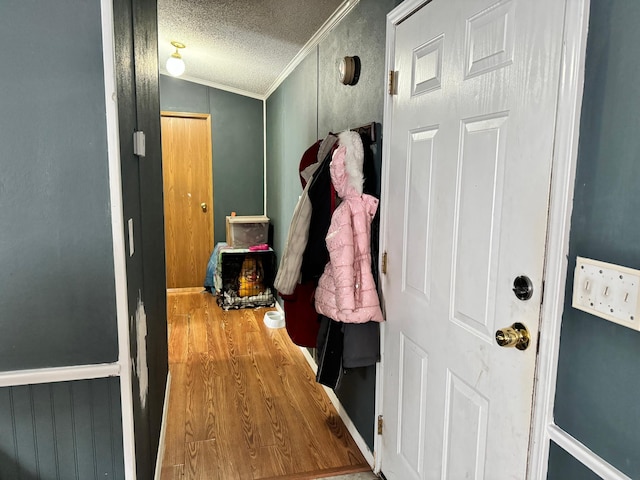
[{"x1": 572, "y1": 256, "x2": 640, "y2": 331}]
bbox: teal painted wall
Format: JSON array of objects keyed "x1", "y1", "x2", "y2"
[
  {"x1": 0, "y1": 378, "x2": 124, "y2": 480},
  {"x1": 0, "y1": 0, "x2": 117, "y2": 370},
  {"x1": 317, "y1": 0, "x2": 393, "y2": 136},
  {"x1": 266, "y1": 0, "x2": 401, "y2": 451},
  {"x1": 160, "y1": 76, "x2": 265, "y2": 245},
  {"x1": 266, "y1": 52, "x2": 319, "y2": 258},
  {"x1": 0, "y1": 0, "x2": 128, "y2": 476},
  {"x1": 547, "y1": 442, "x2": 601, "y2": 480},
  {"x1": 549, "y1": 1, "x2": 640, "y2": 478}
]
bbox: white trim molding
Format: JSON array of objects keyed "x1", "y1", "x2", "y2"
[
  {"x1": 375, "y1": 0, "x2": 423, "y2": 475},
  {"x1": 528, "y1": 0, "x2": 590, "y2": 478},
  {"x1": 263, "y1": 0, "x2": 361, "y2": 99},
  {"x1": 299, "y1": 346, "x2": 375, "y2": 468},
  {"x1": 279, "y1": 305, "x2": 374, "y2": 466},
  {"x1": 101, "y1": 0, "x2": 136, "y2": 478},
  {"x1": 263, "y1": 99, "x2": 268, "y2": 216},
  {"x1": 0, "y1": 363, "x2": 120, "y2": 388},
  {"x1": 372, "y1": 359, "x2": 383, "y2": 474},
  {"x1": 548, "y1": 425, "x2": 631, "y2": 480},
  {"x1": 160, "y1": 73, "x2": 266, "y2": 101},
  {"x1": 170, "y1": 0, "x2": 351, "y2": 215},
  {"x1": 378, "y1": 0, "x2": 591, "y2": 478},
  {"x1": 374, "y1": 0, "x2": 406, "y2": 472},
  {"x1": 154, "y1": 372, "x2": 172, "y2": 480},
  {"x1": 160, "y1": 0, "x2": 360, "y2": 101},
  {"x1": 274, "y1": 300, "x2": 285, "y2": 317}
]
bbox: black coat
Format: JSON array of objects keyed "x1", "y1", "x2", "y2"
[{"x1": 300, "y1": 144, "x2": 336, "y2": 282}]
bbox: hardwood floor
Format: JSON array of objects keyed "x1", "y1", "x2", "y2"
[{"x1": 160, "y1": 290, "x2": 371, "y2": 480}]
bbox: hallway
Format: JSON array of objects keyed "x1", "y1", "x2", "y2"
[{"x1": 160, "y1": 290, "x2": 373, "y2": 479}]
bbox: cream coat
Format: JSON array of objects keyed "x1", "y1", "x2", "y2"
[{"x1": 273, "y1": 135, "x2": 337, "y2": 295}]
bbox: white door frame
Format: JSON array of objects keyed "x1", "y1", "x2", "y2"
[
  {"x1": 375, "y1": 0, "x2": 591, "y2": 477},
  {"x1": 101, "y1": 0, "x2": 137, "y2": 477}
]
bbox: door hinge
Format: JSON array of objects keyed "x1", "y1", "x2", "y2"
[
  {"x1": 382, "y1": 251, "x2": 388, "y2": 275},
  {"x1": 377, "y1": 415, "x2": 384, "y2": 435},
  {"x1": 388, "y1": 70, "x2": 398, "y2": 95}
]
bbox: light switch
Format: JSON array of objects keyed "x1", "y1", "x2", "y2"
[
  {"x1": 128, "y1": 218, "x2": 135, "y2": 257},
  {"x1": 572, "y1": 256, "x2": 640, "y2": 331},
  {"x1": 133, "y1": 131, "x2": 145, "y2": 157}
]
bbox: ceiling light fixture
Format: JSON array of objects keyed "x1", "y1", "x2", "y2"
[{"x1": 166, "y1": 41, "x2": 186, "y2": 77}]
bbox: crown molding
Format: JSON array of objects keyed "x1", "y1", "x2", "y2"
[
  {"x1": 264, "y1": 0, "x2": 361, "y2": 99},
  {"x1": 159, "y1": 0, "x2": 360, "y2": 101},
  {"x1": 160, "y1": 72, "x2": 267, "y2": 100}
]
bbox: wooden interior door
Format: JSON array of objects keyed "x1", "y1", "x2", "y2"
[
  {"x1": 161, "y1": 112, "x2": 213, "y2": 288},
  {"x1": 380, "y1": 0, "x2": 568, "y2": 477}
]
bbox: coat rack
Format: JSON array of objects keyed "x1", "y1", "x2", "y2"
[{"x1": 351, "y1": 122, "x2": 376, "y2": 144}]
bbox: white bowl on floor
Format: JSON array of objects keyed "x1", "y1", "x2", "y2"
[{"x1": 264, "y1": 310, "x2": 285, "y2": 329}]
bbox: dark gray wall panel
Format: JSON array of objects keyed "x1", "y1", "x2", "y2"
[
  {"x1": 209, "y1": 88, "x2": 265, "y2": 243},
  {"x1": 266, "y1": 51, "x2": 318, "y2": 258},
  {"x1": 554, "y1": 1, "x2": 640, "y2": 478},
  {"x1": 160, "y1": 75, "x2": 209, "y2": 113},
  {"x1": 116, "y1": 1, "x2": 168, "y2": 477},
  {"x1": 160, "y1": 75, "x2": 265, "y2": 245},
  {"x1": 0, "y1": 1, "x2": 118, "y2": 370},
  {"x1": 0, "y1": 378, "x2": 124, "y2": 480},
  {"x1": 316, "y1": 0, "x2": 398, "y2": 450},
  {"x1": 318, "y1": 0, "x2": 400, "y2": 136},
  {"x1": 547, "y1": 442, "x2": 602, "y2": 480},
  {"x1": 265, "y1": 87, "x2": 286, "y2": 257},
  {"x1": 133, "y1": 0, "x2": 169, "y2": 475},
  {"x1": 266, "y1": 0, "x2": 400, "y2": 451}
]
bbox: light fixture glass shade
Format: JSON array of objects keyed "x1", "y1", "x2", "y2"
[{"x1": 166, "y1": 55, "x2": 185, "y2": 77}]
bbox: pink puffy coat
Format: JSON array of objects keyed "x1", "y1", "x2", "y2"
[{"x1": 314, "y1": 131, "x2": 384, "y2": 323}]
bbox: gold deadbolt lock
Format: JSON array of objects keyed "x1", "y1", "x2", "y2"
[
  {"x1": 200, "y1": 202, "x2": 208, "y2": 212},
  {"x1": 495, "y1": 322, "x2": 531, "y2": 351}
]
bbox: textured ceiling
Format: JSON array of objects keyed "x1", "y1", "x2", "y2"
[{"x1": 158, "y1": 0, "x2": 345, "y2": 97}]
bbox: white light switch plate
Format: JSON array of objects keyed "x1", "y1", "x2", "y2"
[
  {"x1": 572, "y1": 256, "x2": 640, "y2": 331},
  {"x1": 128, "y1": 218, "x2": 134, "y2": 257},
  {"x1": 133, "y1": 131, "x2": 145, "y2": 157}
]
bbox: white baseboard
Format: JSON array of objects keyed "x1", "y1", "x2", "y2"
[
  {"x1": 154, "y1": 372, "x2": 172, "y2": 480},
  {"x1": 299, "y1": 346, "x2": 375, "y2": 468}
]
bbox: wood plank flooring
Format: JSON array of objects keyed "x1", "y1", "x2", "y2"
[{"x1": 161, "y1": 290, "x2": 371, "y2": 480}]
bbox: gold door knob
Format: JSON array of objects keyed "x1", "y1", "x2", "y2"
[
  {"x1": 495, "y1": 322, "x2": 530, "y2": 351},
  {"x1": 200, "y1": 202, "x2": 207, "y2": 212}
]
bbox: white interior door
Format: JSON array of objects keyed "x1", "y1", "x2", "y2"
[{"x1": 380, "y1": 0, "x2": 568, "y2": 478}]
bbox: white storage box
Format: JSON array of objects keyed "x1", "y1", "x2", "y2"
[{"x1": 225, "y1": 215, "x2": 269, "y2": 248}]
